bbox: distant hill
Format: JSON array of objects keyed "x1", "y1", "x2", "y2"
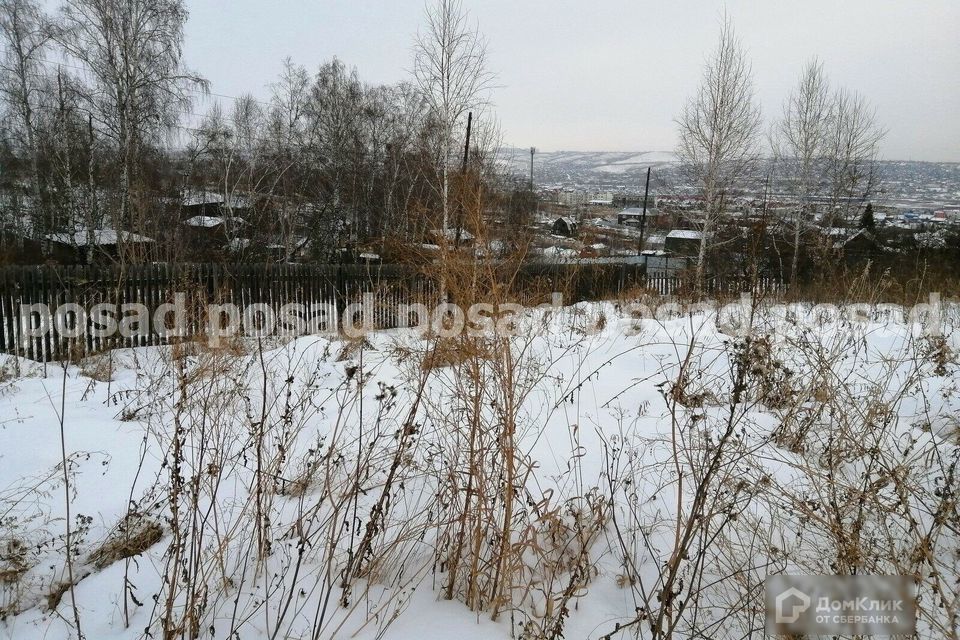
[
  {"x1": 499, "y1": 148, "x2": 678, "y2": 187},
  {"x1": 499, "y1": 148, "x2": 960, "y2": 207}
]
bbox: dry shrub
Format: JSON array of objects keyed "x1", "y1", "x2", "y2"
[
  {"x1": 421, "y1": 336, "x2": 493, "y2": 371},
  {"x1": 0, "y1": 538, "x2": 28, "y2": 586},
  {"x1": 516, "y1": 491, "x2": 609, "y2": 639},
  {"x1": 88, "y1": 513, "x2": 164, "y2": 570},
  {"x1": 167, "y1": 336, "x2": 249, "y2": 386},
  {"x1": 335, "y1": 336, "x2": 374, "y2": 362},
  {"x1": 924, "y1": 334, "x2": 953, "y2": 376},
  {"x1": 0, "y1": 359, "x2": 20, "y2": 399},
  {"x1": 739, "y1": 335, "x2": 795, "y2": 409},
  {"x1": 45, "y1": 581, "x2": 73, "y2": 612},
  {"x1": 79, "y1": 354, "x2": 113, "y2": 382}
]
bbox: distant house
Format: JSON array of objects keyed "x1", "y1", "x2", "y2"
[
  {"x1": 552, "y1": 216, "x2": 578, "y2": 237},
  {"x1": 180, "y1": 215, "x2": 249, "y2": 258},
  {"x1": 617, "y1": 207, "x2": 644, "y2": 225},
  {"x1": 46, "y1": 228, "x2": 155, "y2": 263},
  {"x1": 824, "y1": 228, "x2": 876, "y2": 255},
  {"x1": 181, "y1": 191, "x2": 253, "y2": 220},
  {"x1": 182, "y1": 215, "x2": 247, "y2": 235},
  {"x1": 664, "y1": 229, "x2": 703, "y2": 256},
  {"x1": 181, "y1": 191, "x2": 223, "y2": 218},
  {"x1": 643, "y1": 234, "x2": 666, "y2": 253}
]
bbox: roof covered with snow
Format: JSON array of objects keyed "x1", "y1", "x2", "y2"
[
  {"x1": 666, "y1": 229, "x2": 703, "y2": 240},
  {"x1": 47, "y1": 229, "x2": 154, "y2": 246},
  {"x1": 183, "y1": 216, "x2": 225, "y2": 228}
]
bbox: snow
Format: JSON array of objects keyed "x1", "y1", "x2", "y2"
[
  {"x1": 0, "y1": 302, "x2": 956, "y2": 639},
  {"x1": 182, "y1": 215, "x2": 225, "y2": 228},
  {"x1": 541, "y1": 245, "x2": 578, "y2": 257},
  {"x1": 46, "y1": 229, "x2": 155, "y2": 246},
  {"x1": 429, "y1": 228, "x2": 475, "y2": 241},
  {"x1": 665, "y1": 229, "x2": 702, "y2": 240}
]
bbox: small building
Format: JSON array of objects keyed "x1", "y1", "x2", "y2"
[
  {"x1": 643, "y1": 234, "x2": 666, "y2": 253},
  {"x1": 825, "y1": 228, "x2": 876, "y2": 255},
  {"x1": 181, "y1": 191, "x2": 252, "y2": 220},
  {"x1": 180, "y1": 215, "x2": 248, "y2": 258},
  {"x1": 617, "y1": 207, "x2": 658, "y2": 226},
  {"x1": 664, "y1": 229, "x2": 703, "y2": 256},
  {"x1": 46, "y1": 228, "x2": 155, "y2": 263},
  {"x1": 618, "y1": 207, "x2": 642, "y2": 225},
  {"x1": 551, "y1": 216, "x2": 578, "y2": 237}
]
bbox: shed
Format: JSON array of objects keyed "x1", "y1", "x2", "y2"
[
  {"x1": 551, "y1": 216, "x2": 578, "y2": 237},
  {"x1": 664, "y1": 229, "x2": 703, "y2": 256}
]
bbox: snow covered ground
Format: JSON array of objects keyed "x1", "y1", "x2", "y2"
[{"x1": 0, "y1": 301, "x2": 957, "y2": 639}]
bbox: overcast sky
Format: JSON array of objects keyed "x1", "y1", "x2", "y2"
[{"x1": 182, "y1": 0, "x2": 960, "y2": 162}]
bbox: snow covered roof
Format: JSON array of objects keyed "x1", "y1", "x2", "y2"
[
  {"x1": 831, "y1": 228, "x2": 875, "y2": 248},
  {"x1": 47, "y1": 229, "x2": 154, "y2": 246},
  {"x1": 181, "y1": 191, "x2": 252, "y2": 209},
  {"x1": 181, "y1": 191, "x2": 224, "y2": 207},
  {"x1": 666, "y1": 229, "x2": 703, "y2": 240},
  {"x1": 183, "y1": 215, "x2": 225, "y2": 228},
  {"x1": 824, "y1": 227, "x2": 854, "y2": 236},
  {"x1": 618, "y1": 207, "x2": 644, "y2": 216},
  {"x1": 554, "y1": 216, "x2": 577, "y2": 226}
]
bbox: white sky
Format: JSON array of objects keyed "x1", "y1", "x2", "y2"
[{"x1": 182, "y1": 0, "x2": 960, "y2": 162}]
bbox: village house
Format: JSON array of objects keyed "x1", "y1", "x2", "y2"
[
  {"x1": 551, "y1": 216, "x2": 578, "y2": 237},
  {"x1": 664, "y1": 229, "x2": 703, "y2": 256},
  {"x1": 45, "y1": 228, "x2": 155, "y2": 264}
]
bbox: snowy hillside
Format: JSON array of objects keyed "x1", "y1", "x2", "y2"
[{"x1": 500, "y1": 148, "x2": 678, "y2": 186}]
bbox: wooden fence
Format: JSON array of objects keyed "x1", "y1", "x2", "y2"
[{"x1": 0, "y1": 262, "x2": 782, "y2": 361}]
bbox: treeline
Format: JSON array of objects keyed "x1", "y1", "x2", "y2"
[{"x1": 0, "y1": 0, "x2": 526, "y2": 264}]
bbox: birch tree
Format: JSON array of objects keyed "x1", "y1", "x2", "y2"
[
  {"x1": 57, "y1": 0, "x2": 207, "y2": 235},
  {"x1": 774, "y1": 58, "x2": 832, "y2": 284},
  {"x1": 824, "y1": 87, "x2": 884, "y2": 227},
  {"x1": 676, "y1": 14, "x2": 761, "y2": 288},
  {"x1": 0, "y1": 0, "x2": 53, "y2": 236},
  {"x1": 413, "y1": 0, "x2": 492, "y2": 232}
]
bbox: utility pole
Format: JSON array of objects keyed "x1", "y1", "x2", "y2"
[
  {"x1": 529, "y1": 146, "x2": 538, "y2": 216},
  {"x1": 529, "y1": 146, "x2": 535, "y2": 191},
  {"x1": 638, "y1": 166, "x2": 651, "y2": 255},
  {"x1": 454, "y1": 112, "x2": 472, "y2": 249},
  {"x1": 462, "y1": 112, "x2": 472, "y2": 173}
]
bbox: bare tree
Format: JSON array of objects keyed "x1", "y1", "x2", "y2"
[
  {"x1": 56, "y1": 0, "x2": 207, "y2": 237},
  {"x1": 824, "y1": 87, "x2": 884, "y2": 227},
  {"x1": 676, "y1": 14, "x2": 761, "y2": 288},
  {"x1": 773, "y1": 58, "x2": 832, "y2": 285},
  {"x1": 267, "y1": 59, "x2": 310, "y2": 259},
  {"x1": 0, "y1": 0, "x2": 53, "y2": 237},
  {"x1": 413, "y1": 0, "x2": 492, "y2": 232}
]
